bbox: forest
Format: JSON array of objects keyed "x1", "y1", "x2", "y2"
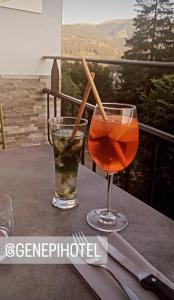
[{"x1": 62, "y1": 19, "x2": 133, "y2": 59}]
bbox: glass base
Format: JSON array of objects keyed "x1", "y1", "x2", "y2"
[
  {"x1": 86, "y1": 208, "x2": 128, "y2": 232},
  {"x1": 52, "y1": 194, "x2": 79, "y2": 209}
]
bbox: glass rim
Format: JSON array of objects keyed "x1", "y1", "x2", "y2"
[
  {"x1": 48, "y1": 116, "x2": 88, "y2": 127},
  {"x1": 0, "y1": 193, "x2": 13, "y2": 203},
  {"x1": 95, "y1": 102, "x2": 136, "y2": 110}
]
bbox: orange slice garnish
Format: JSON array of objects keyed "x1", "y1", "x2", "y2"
[{"x1": 109, "y1": 119, "x2": 138, "y2": 142}]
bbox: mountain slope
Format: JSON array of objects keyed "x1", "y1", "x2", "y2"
[{"x1": 62, "y1": 19, "x2": 133, "y2": 59}]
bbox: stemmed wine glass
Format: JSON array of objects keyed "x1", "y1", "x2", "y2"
[{"x1": 87, "y1": 103, "x2": 139, "y2": 232}]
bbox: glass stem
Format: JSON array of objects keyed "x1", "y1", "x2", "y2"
[{"x1": 106, "y1": 173, "x2": 114, "y2": 212}]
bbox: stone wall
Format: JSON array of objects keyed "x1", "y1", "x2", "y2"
[{"x1": 0, "y1": 75, "x2": 58, "y2": 148}]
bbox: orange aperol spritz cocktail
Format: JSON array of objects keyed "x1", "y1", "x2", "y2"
[{"x1": 87, "y1": 103, "x2": 139, "y2": 232}]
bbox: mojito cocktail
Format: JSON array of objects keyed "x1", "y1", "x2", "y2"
[{"x1": 49, "y1": 117, "x2": 88, "y2": 209}]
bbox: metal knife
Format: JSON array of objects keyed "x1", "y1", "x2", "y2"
[{"x1": 98, "y1": 236, "x2": 174, "y2": 300}]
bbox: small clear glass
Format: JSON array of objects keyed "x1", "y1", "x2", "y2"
[
  {"x1": 0, "y1": 193, "x2": 13, "y2": 237},
  {"x1": 0, "y1": 194, "x2": 13, "y2": 261},
  {"x1": 49, "y1": 117, "x2": 88, "y2": 209}
]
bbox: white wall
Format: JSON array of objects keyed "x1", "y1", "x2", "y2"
[{"x1": 0, "y1": 0, "x2": 62, "y2": 75}]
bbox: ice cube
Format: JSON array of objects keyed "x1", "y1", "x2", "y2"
[
  {"x1": 53, "y1": 136, "x2": 67, "y2": 153},
  {"x1": 71, "y1": 139, "x2": 83, "y2": 151},
  {"x1": 55, "y1": 156, "x2": 64, "y2": 167}
]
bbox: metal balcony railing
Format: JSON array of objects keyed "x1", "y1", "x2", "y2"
[{"x1": 42, "y1": 55, "x2": 174, "y2": 218}]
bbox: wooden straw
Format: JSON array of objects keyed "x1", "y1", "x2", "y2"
[
  {"x1": 81, "y1": 58, "x2": 127, "y2": 167},
  {"x1": 81, "y1": 58, "x2": 107, "y2": 120},
  {"x1": 71, "y1": 72, "x2": 95, "y2": 139},
  {"x1": 111, "y1": 140, "x2": 127, "y2": 167}
]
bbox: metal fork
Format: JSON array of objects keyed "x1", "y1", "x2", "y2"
[{"x1": 72, "y1": 232, "x2": 140, "y2": 300}]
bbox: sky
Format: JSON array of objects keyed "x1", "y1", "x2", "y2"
[{"x1": 62, "y1": 0, "x2": 136, "y2": 24}]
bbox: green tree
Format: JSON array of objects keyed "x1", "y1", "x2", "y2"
[
  {"x1": 139, "y1": 74, "x2": 174, "y2": 134},
  {"x1": 121, "y1": 0, "x2": 174, "y2": 96},
  {"x1": 61, "y1": 62, "x2": 81, "y2": 98},
  {"x1": 123, "y1": 0, "x2": 174, "y2": 61},
  {"x1": 137, "y1": 75, "x2": 174, "y2": 218},
  {"x1": 61, "y1": 62, "x2": 115, "y2": 105},
  {"x1": 116, "y1": 75, "x2": 174, "y2": 220},
  {"x1": 61, "y1": 62, "x2": 81, "y2": 116}
]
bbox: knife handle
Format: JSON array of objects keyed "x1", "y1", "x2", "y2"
[{"x1": 141, "y1": 274, "x2": 174, "y2": 300}]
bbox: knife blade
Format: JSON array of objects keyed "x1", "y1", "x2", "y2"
[{"x1": 98, "y1": 236, "x2": 174, "y2": 300}]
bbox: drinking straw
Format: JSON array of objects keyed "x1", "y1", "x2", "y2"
[
  {"x1": 111, "y1": 140, "x2": 128, "y2": 168},
  {"x1": 81, "y1": 58, "x2": 127, "y2": 167},
  {"x1": 71, "y1": 72, "x2": 95, "y2": 139},
  {"x1": 81, "y1": 58, "x2": 108, "y2": 120}
]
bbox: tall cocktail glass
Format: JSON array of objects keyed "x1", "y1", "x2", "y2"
[
  {"x1": 87, "y1": 103, "x2": 139, "y2": 232},
  {"x1": 49, "y1": 117, "x2": 88, "y2": 209}
]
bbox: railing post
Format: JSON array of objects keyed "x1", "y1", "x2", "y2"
[
  {"x1": 92, "y1": 161, "x2": 96, "y2": 172},
  {"x1": 54, "y1": 96, "x2": 57, "y2": 117},
  {"x1": 51, "y1": 59, "x2": 59, "y2": 92},
  {"x1": 50, "y1": 59, "x2": 64, "y2": 116},
  {"x1": 47, "y1": 93, "x2": 52, "y2": 145},
  {"x1": 125, "y1": 166, "x2": 131, "y2": 191},
  {"x1": 149, "y1": 139, "x2": 160, "y2": 207}
]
